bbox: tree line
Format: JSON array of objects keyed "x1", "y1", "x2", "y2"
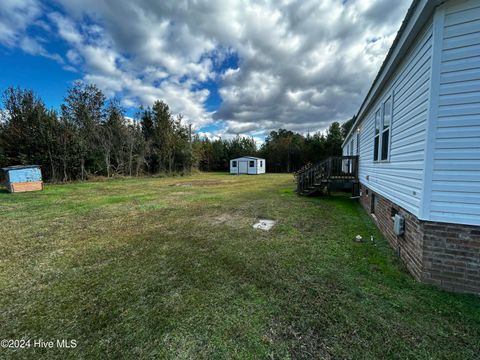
[{"x1": 0, "y1": 83, "x2": 354, "y2": 181}]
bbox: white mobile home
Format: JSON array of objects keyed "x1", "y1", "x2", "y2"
[
  {"x1": 342, "y1": 0, "x2": 480, "y2": 294},
  {"x1": 230, "y1": 157, "x2": 266, "y2": 175}
]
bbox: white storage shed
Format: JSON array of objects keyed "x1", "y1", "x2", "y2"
[{"x1": 230, "y1": 157, "x2": 266, "y2": 175}]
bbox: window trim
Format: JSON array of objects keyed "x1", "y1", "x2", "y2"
[
  {"x1": 373, "y1": 93, "x2": 393, "y2": 163},
  {"x1": 373, "y1": 108, "x2": 381, "y2": 162},
  {"x1": 381, "y1": 96, "x2": 392, "y2": 161},
  {"x1": 356, "y1": 131, "x2": 360, "y2": 155}
]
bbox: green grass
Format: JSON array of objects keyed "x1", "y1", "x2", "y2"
[{"x1": 0, "y1": 173, "x2": 479, "y2": 359}]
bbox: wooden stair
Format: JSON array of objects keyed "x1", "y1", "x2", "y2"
[{"x1": 294, "y1": 156, "x2": 359, "y2": 197}]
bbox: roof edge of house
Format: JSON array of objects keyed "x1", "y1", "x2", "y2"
[{"x1": 342, "y1": 0, "x2": 440, "y2": 147}]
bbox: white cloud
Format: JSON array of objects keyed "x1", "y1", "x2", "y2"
[
  {"x1": 81, "y1": 46, "x2": 119, "y2": 76},
  {"x1": 66, "y1": 49, "x2": 81, "y2": 64},
  {"x1": 0, "y1": 0, "x2": 63, "y2": 62},
  {"x1": 19, "y1": 36, "x2": 63, "y2": 63},
  {"x1": 48, "y1": 12, "x2": 82, "y2": 45},
  {"x1": 1, "y1": 0, "x2": 411, "y2": 136},
  {"x1": 0, "y1": 0, "x2": 40, "y2": 46}
]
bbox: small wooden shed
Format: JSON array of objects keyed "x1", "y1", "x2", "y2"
[
  {"x1": 1, "y1": 165, "x2": 43, "y2": 193},
  {"x1": 230, "y1": 156, "x2": 266, "y2": 175}
]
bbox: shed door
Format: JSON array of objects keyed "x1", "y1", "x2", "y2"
[{"x1": 238, "y1": 161, "x2": 248, "y2": 174}]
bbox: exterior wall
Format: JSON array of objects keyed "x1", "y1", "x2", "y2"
[
  {"x1": 352, "y1": 20, "x2": 434, "y2": 218},
  {"x1": 9, "y1": 181, "x2": 43, "y2": 193},
  {"x1": 247, "y1": 159, "x2": 257, "y2": 175},
  {"x1": 256, "y1": 159, "x2": 266, "y2": 174},
  {"x1": 425, "y1": 0, "x2": 480, "y2": 226},
  {"x1": 230, "y1": 159, "x2": 238, "y2": 174},
  {"x1": 345, "y1": 0, "x2": 480, "y2": 227},
  {"x1": 230, "y1": 158, "x2": 265, "y2": 174},
  {"x1": 342, "y1": 133, "x2": 359, "y2": 156},
  {"x1": 230, "y1": 158, "x2": 251, "y2": 174},
  {"x1": 342, "y1": 133, "x2": 359, "y2": 172},
  {"x1": 360, "y1": 183, "x2": 480, "y2": 294},
  {"x1": 360, "y1": 184, "x2": 424, "y2": 280},
  {"x1": 342, "y1": 136, "x2": 351, "y2": 157},
  {"x1": 422, "y1": 221, "x2": 480, "y2": 294},
  {"x1": 341, "y1": 0, "x2": 480, "y2": 294}
]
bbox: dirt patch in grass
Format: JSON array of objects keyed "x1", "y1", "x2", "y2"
[
  {"x1": 169, "y1": 182, "x2": 193, "y2": 187},
  {"x1": 201, "y1": 212, "x2": 253, "y2": 228},
  {"x1": 169, "y1": 179, "x2": 226, "y2": 187},
  {"x1": 168, "y1": 191, "x2": 190, "y2": 196},
  {"x1": 210, "y1": 213, "x2": 235, "y2": 225}
]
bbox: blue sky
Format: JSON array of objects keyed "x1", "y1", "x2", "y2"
[
  {"x1": 0, "y1": 48, "x2": 75, "y2": 108},
  {"x1": 0, "y1": 0, "x2": 411, "y2": 141}
]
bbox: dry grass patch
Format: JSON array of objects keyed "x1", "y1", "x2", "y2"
[
  {"x1": 204, "y1": 213, "x2": 254, "y2": 228},
  {"x1": 168, "y1": 179, "x2": 228, "y2": 187}
]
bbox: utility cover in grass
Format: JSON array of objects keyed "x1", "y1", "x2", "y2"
[{"x1": 253, "y1": 219, "x2": 276, "y2": 231}]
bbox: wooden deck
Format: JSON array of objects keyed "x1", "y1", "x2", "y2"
[{"x1": 295, "y1": 156, "x2": 359, "y2": 196}]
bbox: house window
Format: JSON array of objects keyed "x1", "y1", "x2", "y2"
[
  {"x1": 356, "y1": 132, "x2": 360, "y2": 155},
  {"x1": 232, "y1": 161, "x2": 237, "y2": 167},
  {"x1": 249, "y1": 161, "x2": 255, "y2": 167},
  {"x1": 260, "y1": 160, "x2": 263, "y2": 167},
  {"x1": 381, "y1": 97, "x2": 392, "y2": 160},
  {"x1": 374, "y1": 96, "x2": 392, "y2": 162},
  {"x1": 374, "y1": 109, "x2": 381, "y2": 161}
]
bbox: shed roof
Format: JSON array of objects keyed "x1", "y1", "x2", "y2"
[
  {"x1": 2, "y1": 165, "x2": 41, "y2": 171},
  {"x1": 231, "y1": 156, "x2": 265, "y2": 160}
]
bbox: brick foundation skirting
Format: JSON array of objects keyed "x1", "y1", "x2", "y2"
[{"x1": 359, "y1": 184, "x2": 480, "y2": 295}]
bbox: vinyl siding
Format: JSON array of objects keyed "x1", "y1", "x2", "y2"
[
  {"x1": 342, "y1": 133, "x2": 359, "y2": 172},
  {"x1": 428, "y1": 0, "x2": 480, "y2": 225},
  {"x1": 350, "y1": 21, "x2": 434, "y2": 217},
  {"x1": 342, "y1": 136, "x2": 357, "y2": 155}
]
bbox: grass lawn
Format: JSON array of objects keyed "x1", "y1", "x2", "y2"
[{"x1": 0, "y1": 173, "x2": 479, "y2": 359}]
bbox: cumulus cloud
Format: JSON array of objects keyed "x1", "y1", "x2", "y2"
[
  {"x1": 0, "y1": 0, "x2": 63, "y2": 62},
  {"x1": 0, "y1": 0, "x2": 40, "y2": 45},
  {"x1": 1, "y1": 0, "x2": 411, "y2": 136}
]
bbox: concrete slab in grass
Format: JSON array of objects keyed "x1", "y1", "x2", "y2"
[{"x1": 253, "y1": 219, "x2": 276, "y2": 231}]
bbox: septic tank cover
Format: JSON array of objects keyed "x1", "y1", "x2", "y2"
[{"x1": 253, "y1": 219, "x2": 276, "y2": 231}]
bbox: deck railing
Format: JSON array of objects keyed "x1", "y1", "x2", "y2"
[{"x1": 295, "y1": 156, "x2": 359, "y2": 194}]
